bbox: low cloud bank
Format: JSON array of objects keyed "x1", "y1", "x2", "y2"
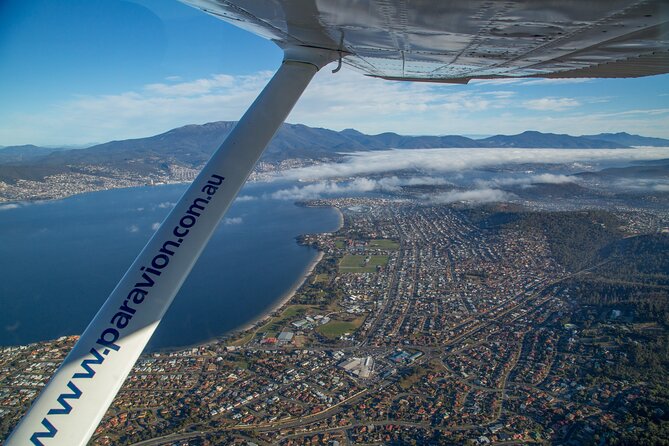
[
  {"x1": 480, "y1": 173, "x2": 576, "y2": 188},
  {"x1": 224, "y1": 217, "x2": 243, "y2": 225},
  {"x1": 0, "y1": 203, "x2": 20, "y2": 211},
  {"x1": 270, "y1": 178, "x2": 377, "y2": 200},
  {"x1": 269, "y1": 176, "x2": 450, "y2": 200},
  {"x1": 279, "y1": 148, "x2": 669, "y2": 181},
  {"x1": 613, "y1": 178, "x2": 669, "y2": 192},
  {"x1": 524, "y1": 97, "x2": 580, "y2": 111},
  {"x1": 430, "y1": 188, "x2": 514, "y2": 204}
]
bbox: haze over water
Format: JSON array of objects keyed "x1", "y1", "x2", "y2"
[{"x1": 0, "y1": 181, "x2": 340, "y2": 350}]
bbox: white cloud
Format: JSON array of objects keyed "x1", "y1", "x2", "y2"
[
  {"x1": 223, "y1": 217, "x2": 243, "y2": 225},
  {"x1": 145, "y1": 74, "x2": 235, "y2": 96},
  {"x1": 235, "y1": 195, "x2": 257, "y2": 202},
  {"x1": 595, "y1": 108, "x2": 669, "y2": 118},
  {"x1": 279, "y1": 148, "x2": 669, "y2": 181},
  {"x1": 270, "y1": 178, "x2": 378, "y2": 200},
  {"x1": 269, "y1": 176, "x2": 451, "y2": 200},
  {"x1": 0, "y1": 69, "x2": 526, "y2": 145},
  {"x1": 524, "y1": 97, "x2": 580, "y2": 111},
  {"x1": 484, "y1": 90, "x2": 516, "y2": 99},
  {"x1": 0, "y1": 72, "x2": 273, "y2": 145},
  {"x1": 430, "y1": 188, "x2": 514, "y2": 204},
  {"x1": 156, "y1": 201, "x2": 176, "y2": 209},
  {"x1": 483, "y1": 173, "x2": 576, "y2": 187},
  {"x1": 289, "y1": 70, "x2": 499, "y2": 132},
  {"x1": 5, "y1": 321, "x2": 20, "y2": 332},
  {"x1": 0, "y1": 201, "x2": 50, "y2": 211},
  {"x1": 1, "y1": 68, "x2": 667, "y2": 146},
  {"x1": 389, "y1": 176, "x2": 452, "y2": 187},
  {"x1": 151, "y1": 222, "x2": 161, "y2": 230},
  {"x1": 127, "y1": 224, "x2": 139, "y2": 233},
  {"x1": 521, "y1": 78, "x2": 593, "y2": 86},
  {"x1": 612, "y1": 178, "x2": 669, "y2": 192}
]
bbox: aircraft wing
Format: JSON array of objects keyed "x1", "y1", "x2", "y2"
[{"x1": 183, "y1": 0, "x2": 669, "y2": 82}]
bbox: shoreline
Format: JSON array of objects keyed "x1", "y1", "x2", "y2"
[
  {"x1": 0, "y1": 167, "x2": 278, "y2": 205},
  {"x1": 1, "y1": 202, "x2": 343, "y2": 354},
  {"x1": 224, "y1": 205, "x2": 344, "y2": 342},
  {"x1": 334, "y1": 206, "x2": 344, "y2": 228},
  {"x1": 156, "y1": 251, "x2": 325, "y2": 353},
  {"x1": 232, "y1": 250, "x2": 325, "y2": 335},
  {"x1": 156, "y1": 204, "x2": 343, "y2": 352},
  {"x1": 0, "y1": 173, "x2": 270, "y2": 205}
]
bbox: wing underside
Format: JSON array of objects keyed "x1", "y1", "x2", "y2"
[{"x1": 183, "y1": 0, "x2": 669, "y2": 82}]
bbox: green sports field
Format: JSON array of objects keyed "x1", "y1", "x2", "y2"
[{"x1": 339, "y1": 254, "x2": 389, "y2": 273}]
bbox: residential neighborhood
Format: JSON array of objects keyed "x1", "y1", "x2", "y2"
[{"x1": 2, "y1": 197, "x2": 666, "y2": 445}]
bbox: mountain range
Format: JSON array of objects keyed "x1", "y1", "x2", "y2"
[{"x1": 1, "y1": 122, "x2": 667, "y2": 182}]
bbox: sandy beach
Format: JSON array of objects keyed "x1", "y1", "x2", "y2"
[
  {"x1": 171, "y1": 249, "x2": 325, "y2": 352},
  {"x1": 157, "y1": 204, "x2": 343, "y2": 353},
  {"x1": 334, "y1": 206, "x2": 344, "y2": 228},
  {"x1": 233, "y1": 250, "x2": 325, "y2": 334},
  {"x1": 228, "y1": 205, "x2": 344, "y2": 339}
]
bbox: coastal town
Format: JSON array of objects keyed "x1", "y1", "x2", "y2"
[
  {"x1": 0, "y1": 159, "x2": 311, "y2": 203},
  {"x1": 2, "y1": 197, "x2": 667, "y2": 445}
]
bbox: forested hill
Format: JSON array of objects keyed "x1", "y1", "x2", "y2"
[
  {"x1": 464, "y1": 207, "x2": 625, "y2": 272},
  {"x1": 2, "y1": 122, "x2": 667, "y2": 183}
]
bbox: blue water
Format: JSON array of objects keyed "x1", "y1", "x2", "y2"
[{"x1": 0, "y1": 182, "x2": 340, "y2": 350}]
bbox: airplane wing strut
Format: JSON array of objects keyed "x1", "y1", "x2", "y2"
[{"x1": 6, "y1": 45, "x2": 337, "y2": 446}]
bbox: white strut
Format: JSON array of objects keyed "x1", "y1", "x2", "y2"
[{"x1": 6, "y1": 45, "x2": 338, "y2": 446}]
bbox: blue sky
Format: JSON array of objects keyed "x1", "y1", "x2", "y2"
[{"x1": 1, "y1": 0, "x2": 668, "y2": 146}]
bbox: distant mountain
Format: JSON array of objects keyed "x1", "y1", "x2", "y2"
[
  {"x1": 338, "y1": 128, "x2": 481, "y2": 149},
  {"x1": 479, "y1": 130, "x2": 624, "y2": 148},
  {"x1": 4, "y1": 122, "x2": 492, "y2": 175},
  {"x1": 36, "y1": 122, "x2": 236, "y2": 173},
  {"x1": 0, "y1": 145, "x2": 70, "y2": 163},
  {"x1": 582, "y1": 132, "x2": 669, "y2": 147},
  {"x1": 1, "y1": 122, "x2": 656, "y2": 183},
  {"x1": 37, "y1": 123, "x2": 634, "y2": 165}
]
